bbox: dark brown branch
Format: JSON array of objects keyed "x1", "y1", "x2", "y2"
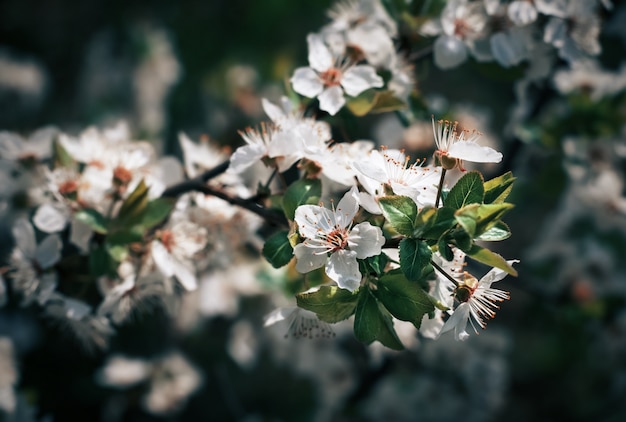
[
  {"x1": 196, "y1": 185, "x2": 288, "y2": 228},
  {"x1": 161, "y1": 160, "x2": 230, "y2": 198}
]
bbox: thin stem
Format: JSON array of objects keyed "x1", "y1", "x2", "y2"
[
  {"x1": 161, "y1": 160, "x2": 230, "y2": 198},
  {"x1": 197, "y1": 184, "x2": 288, "y2": 228},
  {"x1": 431, "y1": 259, "x2": 459, "y2": 287},
  {"x1": 409, "y1": 44, "x2": 434, "y2": 64},
  {"x1": 435, "y1": 168, "x2": 446, "y2": 207}
]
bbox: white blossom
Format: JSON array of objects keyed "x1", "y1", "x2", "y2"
[{"x1": 294, "y1": 186, "x2": 384, "y2": 291}]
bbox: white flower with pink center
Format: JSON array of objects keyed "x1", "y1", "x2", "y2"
[
  {"x1": 293, "y1": 186, "x2": 385, "y2": 291},
  {"x1": 291, "y1": 34, "x2": 383, "y2": 116}
]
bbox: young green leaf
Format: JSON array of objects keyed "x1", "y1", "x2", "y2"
[
  {"x1": 354, "y1": 289, "x2": 404, "y2": 350},
  {"x1": 444, "y1": 171, "x2": 484, "y2": 210},
  {"x1": 262, "y1": 230, "x2": 294, "y2": 268},
  {"x1": 282, "y1": 178, "x2": 322, "y2": 220},
  {"x1": 296, "y1": 286, "x2": 359, "y2": 323},
  {"x1": 466, "y1": 244, "x2": 518, "y2": 276},
  {"x1": 138, "y1": 198, "x2": 175, "y2": 230},
  {"x1": 374, "y1": 269, "x2": 434, "y2": 329},
  {"x1": 118, "y1": 180, "x2": 149, "y2": 221},
  {"x1": 484, "y1": 171, "x2": 516, "y2": 204},
  {"x1": 378, "y1": 195, "x2": 417, "y2": 237},
  {"x1": 399, "y1": 238, "x2": 432, "y2": 281},
  {"x1": 53, "y1": 139, "x2": 75, "y2": 169},
  {"x1": 477, "y1": 221, "x2": 511, "y2": 241},
  {"x1": 346, "y1": 90, "x2": 406, "y2": 117},
  {"x1": 75, "y1": 209, "x2": 108, "y2": 234},
  {"x1": 414, "y1": 206, "x2": 456, "y2": 240},
  {"x1": 455, "y1": 202, "x2": 514, "y2": 238}
]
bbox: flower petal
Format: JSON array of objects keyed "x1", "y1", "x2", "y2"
[
  {"x1": 294, "y1": 243, "x2": 328, "y2": 274},
  {"x1": 341, "y1": 65, "x2": 383, "y2": 97},
  {"x1": 334, "y1": 186, "x2": 360, "y2": 228},
  {"x1": 307, "y1": 33, "x2": 333, "y2": 72},
  {"x1": 291, "y1": 67, "x2": 324, "y2": 98},
  {"x1": 439, "y1": 303, "x2": 471, "y2": 341},
  {"x1": 228, "y1": 143, "x2": 267, "y2": 174},
  {"x1": 295, "y1": 205, "x2": 335, "y2": 239},
  {"x1": 33, "y1": 203, "x2": 68, "y2": 233},
  {"x1": 348, "y1": 222, "x2": 385, "y2": 259},
  {"x1": 448, "y1": 141, "x2": 503, "y2": 163},
  {"x1": 35, "y1": 234, "x2": 62, "y2": 269},
  {"x1": 318, "y1": 86, "x2": 346, "y2": 116},
  {"x1": 433, "y1": 35, "x2": 468, "y2": 70},
  {"x1": 326, "y1": 249, "x2": 360, "y2": 291}
]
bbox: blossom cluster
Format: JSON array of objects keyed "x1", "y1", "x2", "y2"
[{"x1": 4, "y1": 0, "x2": 625, "y2": 417}]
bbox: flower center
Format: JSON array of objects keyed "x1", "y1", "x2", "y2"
[
  {"x1": 160, "y1": 230, "x2": 176, "y2": 252},
  {"x1": 58, "y1": 180, "x2": 79, "y2": 199},
  {"x1": 320, "y1": 68, "x2": 343, "y2": 87},
  {"x1": 113, "y1": 166, "x2": 133, "y2": 186},
  {"x1": 324, "y1": 228, "x2": 349, "y2": 252}
]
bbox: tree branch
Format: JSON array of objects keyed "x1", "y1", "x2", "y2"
[{"x1": 161, "y1": 160, "x2": 230, "y2": 198}]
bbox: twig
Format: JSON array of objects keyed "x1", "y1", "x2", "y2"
[
  {"x1": 431, "y1": 259, "x2": 459, "y2": 287},
  {"x1": 161, "y1": 160, "x2": 230, "y2": 198},
  {"x1": 197, "y1": 185, "x2": 288, "y2": 228}
]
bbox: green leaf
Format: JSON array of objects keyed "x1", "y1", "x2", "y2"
[
  {"x1": 414, "y1": 206, "x2": 456, "y2": 240},
  {"x1": 466, "y1": 244, "x2": 518, "y2": 276},
  {"x1": 477, "y1": 221, "x2": 511, "y2": 241},
  {"x1": 282, "y1": 178, "x2": 322, "y2": 220},
  {"x1": 53, "y1": 139, "x2": 75, "y2": 169},
  {"x1": 399, "y1": 238, "x2": 432, "y2": 281},
  {"x1": 138, "y1": 198, "x2": 175, "y2": 229},
  {"x1": 106, "y1": 243, "x2": 128, "y2": 262},
  {"x1": 375, "y1": 269, "x2": 434, "y2": 329},
  {"x1": 438, "y1": 238, "x2": 454, "y2": 261},
  {"x1": 484, "y1": 171, "x2": 516, "y2": 204},
  {"x1": 444, "y1": 171, "x2": 484, "y2": 210},
  {"x1": 296, "y1": 286, "x2": 359, "y2": 323},
  {"x1": 346, "y1": 90, "x2": 407, "y2": 117},
  {"x1": 378, "y1": 195, "x2": 417, "y2": 237},
  {"x1": 107, "y1": 228, "x2": 144, "y2": 245},
  {"x1": 362, "y1": 253, "x2": 390, "y2": 277},
  {"x1": 89, "y1": 246, "x2": 116, "y2": 277},
  {"x1": 75, "y1": 209, "x2": 108, "y2": 234},
  {"x1": 354, "y1": 289, "x2": 404, "y2": 350},
  {"x1": 262, "y1": 230, "x2": 294, "y2": 268},
  {"x1": 450, "y1": 227, "x2": 473, "y2": 251},
  {"x1": 455, "y1": 203, "x2": 514, "y2": 238},
  {"x1": 118, "y1": 180, "x2": 149, "y2": 221}
]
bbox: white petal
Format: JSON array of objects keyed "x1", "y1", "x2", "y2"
[
  {"x1": 291, "y1": 67, "x2": 324, "y2": 98},
  {"x1": 261, "y1": 98, "x2": 285, "y2": 122},
  {"x1": 490, "y1": 31, "x2": 527, "y2": 67},
  {"x1": 171, "y1": 259, "x2": 198, "y2": 291},
  {"x1": 341, "y1": 66, "x2": 383, "y2": 97},
  {"x1": 448, "y1": 141, "x2": 503, "y2": 163},
  {"x1": 433, "y1": 35, "x2": 468, "y2": 70},
  {"x1": 358, "y1": 192, "x2": 382, "y2": 214},
  {"x1": 348, "y1": 222, "x2": 385, "y2": 259},
  {"x1": 439, "y1": 303, "x2": 471, "y2": 341},
  {"x1": 264, "y1": 307, "x2": 297, "y2": 327},
  {"x1": 508, "y1": 1, "x2": 538, "y2": 26},
  {"x1": 151, "y1": 241, "x2": 175, "y2": 277},
  {"x1": 334, "y1": 186, "x2": 359, "y2": 228},
  {"x1": 33, "y1": 203, "x2": 68, "y2": 233},
  {"x1": 294, "y1": 243, "x2": 328, "y2": 273},
  {"x1": 479, "y1": 259, "x2": 519, "y2": 288},
  {"x1": 318, "y1": 86, "x2": 346, "y2": 116},
  {"x1": 66, "y1": 220, "x2": 89, "y2": 256},
  {"x1": 13, "y1": 219, "x2": 37, "y2": 259},
  {"x1": 295, "y1": 205, "x2": 334, "y2": 239},
  {"x1": 307, "y1": 33, "x2": 333, "y2": 72},
  {"x1": 326, "y1": 250, "x2": 360, "y2": 291},
  {"x1": 35, "y1": 234, "x2": 62, "y2": 269},
  {"x1": 0, "y1": 132, "x2": 24, "y2": 160},
  {"x1": 227, "y1": 143, "x2": 267, "y2": 174}
]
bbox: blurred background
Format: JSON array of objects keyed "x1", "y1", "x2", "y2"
[{"x1": 1, "y1": 0, "x2": 626, "y2": 421}]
